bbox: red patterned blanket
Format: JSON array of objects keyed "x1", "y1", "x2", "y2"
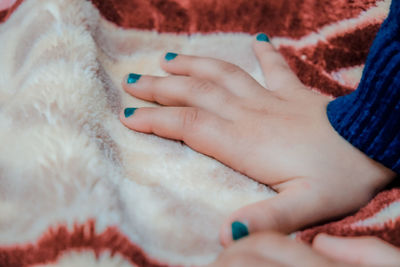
[{"x1": 0, "y1": 0, "x2": 398, "y2": 266}]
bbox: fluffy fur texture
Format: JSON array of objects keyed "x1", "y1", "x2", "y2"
[
  {"x1": 0, "y1": 0, "x2": 273, "y2": 265},
  {"x1": 0, "y1": 0, "x2": 398, "y2": 266}
]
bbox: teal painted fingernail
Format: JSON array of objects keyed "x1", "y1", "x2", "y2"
[
  {"x1": 256, "y1": 33, "x2": 270, "y2": 42},
  {"x1": 124, "y1": 108, "x2": 137, "y2": 118},
  {"x1": 127, "y1": 73, "x2": 141, "y2": 84},
  {"x1": 165, "y1": 52, "x2": 178, "y2": 61},
  {"x1": 232, "y1": 221, "x2": 249, "y2": 241}
]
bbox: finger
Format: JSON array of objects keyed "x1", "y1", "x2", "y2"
[
  {"x1": 223, "y1": 232, "x2": 332, "y2": 267},
  {"x1": 253, "y1": 33, "x2": 303, "y2": 94},
  {"x1": 160, "y1": 52, "x2": 271, "y2": 99},
  {"x1": 219, "y1": 186, "x2": 325, "y2": 247},
  {"x1": 313, "y1": 234, "x2": 400, "y2": 266},
  {"x1": 120, "y1": 107, "x2": 239, "y2": 165},
  {"x1": 122, "y1": 74, "x2": 241, "y2": 119}
]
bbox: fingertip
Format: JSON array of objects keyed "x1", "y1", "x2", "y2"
[
  {"x1": 220, "y1": 217, "x2": 251, "y2": 247},
  {"x1": 125, "y1": 107, "x2": 138, "y2": 118},
  {"x1": 160, "y1": 52, "x2": 180, "y2": 71},
  {"x1": 122, "y1": 73, "x2": 143, "y2": 93},
  {"x1": 314, "y1": 233, "x2": 331, "y2": 241},
  {"x1": 120, "y1": 107, "x2": 139, "y2": 128},
  {"x1": 312, "y1": 233, "x2": 332, "y2": 248},
  {"x1": 119, "y1": 110, "x2": 124, "y2": 122},
  {"x1": 165, "y1": 52, "x2": 178, "y2": 62},
  {"x1": 255, "y1": 33, "x2": 270, "y2": 43},
  {"x1": 219, "y1": 222, "x2": 232, "y2": 247},
  {"x1": 219, "y1": 206, "x2": 261, "y2": 247},
  {"x1": 253, "y1": 33, "x2": 273, "y2": 50},
  {"x1": 119, "y1": 109, "x2": 129, "y2": 127},
  {"x1": 121, "y1": 74, "x2": 130, "y2": 91},
  {"x1": 252, "y1": 37, "x2": 273, "y2": 65}
]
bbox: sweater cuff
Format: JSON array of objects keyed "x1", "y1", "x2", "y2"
[{"x1": 327, "y1": 87, "x2": 400, "y2": 174}]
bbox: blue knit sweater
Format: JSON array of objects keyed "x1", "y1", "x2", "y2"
[{"x1": 327, "y1": 0, "x2": 400, "y2": 174}]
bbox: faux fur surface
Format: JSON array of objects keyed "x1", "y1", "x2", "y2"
[{"x1": 0, "y1": 0, "x2": 398, "y2": 266}]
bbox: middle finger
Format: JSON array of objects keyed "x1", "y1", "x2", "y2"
[{"x1": 123, "y1": 74, "x2": 243, "y2": 119}]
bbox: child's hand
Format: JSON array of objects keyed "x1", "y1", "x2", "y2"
[
  {"x1": 207, "y1": 232, "x2": 400, "y2": 267},
  {"x1": 120, "y1": 36, "x2": 395, "y2": 246}
]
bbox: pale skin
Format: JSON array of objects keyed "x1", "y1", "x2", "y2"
[{"x1": 120, "y1": 35, "x2": 399, "y2": 265}]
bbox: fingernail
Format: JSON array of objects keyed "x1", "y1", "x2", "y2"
[
  {"x1": 256, "y1": 33, "x2": 270, "y2": 42},
  {"x1": 232, "y1": 221, "x2": 249, "y2": 241},
  {"x1": 127, "y1": 73, "x2": 142, "y2": 84},
  {"x1": 165, "y1": 52, "x2": 178, "y2": 61},
  {"x1": 124, "y1": 108, "x2": 137, "y2": 118}
]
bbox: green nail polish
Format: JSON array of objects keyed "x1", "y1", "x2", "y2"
[
  {"x1": 256, "y1": 33, "x2": 270, "y2": 42},
  {"x1": 165, "y1": 52, "x2": 178, "y2": 61},
  {"x1": 127, "y1": 73, "x2": 141, "y2": 84},
  {"x1": 232, "y1": 221, "x2": 249, "y2": 241},
  {"x1": 124, "y1": 108, "x2": 137, "y2": 118}
]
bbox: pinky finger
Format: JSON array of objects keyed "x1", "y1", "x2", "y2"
[
  {"x1": 253, "y1": 33, "x2": 303, "y2": 95},
  {"x1": 120, "y1": 107, "x2": 235, "y2": 164}
]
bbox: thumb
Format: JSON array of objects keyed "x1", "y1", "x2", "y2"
[
  {"x1": 313, "y1": 234, "x2": 400, "y2": 266},
  {"x1": 219, "y1": 188, "x2": 323, "y2": 247}
]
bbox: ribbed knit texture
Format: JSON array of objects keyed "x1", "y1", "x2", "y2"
[{"x1": 327, "y1": 0, "x2": 400, "y2": 174}]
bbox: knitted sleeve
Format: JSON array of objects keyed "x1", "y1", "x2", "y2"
[{"x1": 326, "y1": 0, "x2": 400, "y2": 174}]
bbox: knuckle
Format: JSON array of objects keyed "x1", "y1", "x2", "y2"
[
  {"x1": 180, "y1": 108, "x2": 201, "y2": 131},
  {"x1": 189, "y1": 79, "x2": 214, "y2": 94},
  {"x1": 219, "y1": 62, "x2": 242, "y2": 76}
]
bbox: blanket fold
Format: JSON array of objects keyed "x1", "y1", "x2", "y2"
[{"x1": 0, "y1": 0, "x2": 398, "y2": 266}]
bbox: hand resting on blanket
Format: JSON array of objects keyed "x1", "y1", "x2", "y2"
[{"x1": 119, "y1": 34, "x2": 398, "y2": 262}]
